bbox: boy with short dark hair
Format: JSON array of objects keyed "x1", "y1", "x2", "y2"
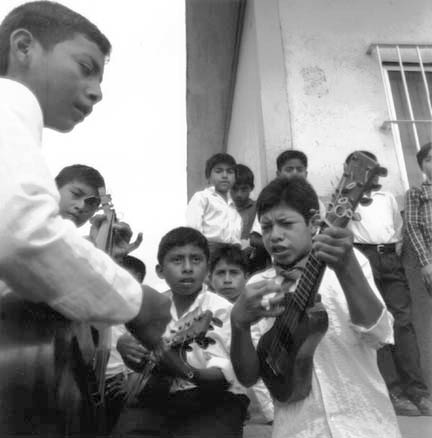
[
  {"x1": 249, "y1": 149, "x2": 325, "y2": 274},
  {"x1": 231, "y1": 164, "x2": 256, "y2": 239},
  {"x1": 114, "y1": 227, "x2": 249, "y2": 438},
  {"x1": 276, "y1": 149, "x2": 308, "y2": 179},
  {"x1": 186, "y1": 153, "x2": 242, "y2": 252},
  {"x1": 209, "y1": 243, "x2": 274, "y2": 424},
  {"x1": 0, "y1": 2, "x2": 170, "y2": 434},
  {"x1": 230, "y1": 177, "x2": 401, "y2": 438},
  {"x1": 0, "y1": 0, "x2": 169, "y2": 337},
  {"x1": 209, "y1": 243, "x2": 248, "y2": 303},
  {"x1": 55, "y1": 164, "x2": 105, "y2": 227}
]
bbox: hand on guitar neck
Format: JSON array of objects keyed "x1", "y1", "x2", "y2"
[{"x1": 90, "y1": 214, "x2": 143, "y2": 262}]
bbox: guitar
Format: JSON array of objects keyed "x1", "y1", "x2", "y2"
[
  {"x1": 256, "y1": 151, "x2": 387, "y2": 403},
  {"x1": 124, "y1": 308, "x2": 218, "y2": 403}
]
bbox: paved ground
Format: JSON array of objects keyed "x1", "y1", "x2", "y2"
[{"x1": 244, "y1": 416, "x2": 432, "y2": 437}]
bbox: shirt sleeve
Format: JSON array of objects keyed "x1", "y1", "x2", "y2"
[
  {"x1": 185, "y1": 191, "x2": 206, "y2": 233},
  {"x1": 404, "y1": 187, "x2": 432, "y2": 267},
  {"x1": 0, "y1": 81, "x2": 142, "y2": 325},
  {"x1": 201, "y1": 304, "x2": 238, "y2": 386},
  {"x1": 390, "y1": 193, "x2": 403, "y2": 241},
  {"x1": 349, "y1": 251, "x2": 394, "y2": 349}
]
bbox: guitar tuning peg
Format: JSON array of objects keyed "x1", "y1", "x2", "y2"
[
  {"x1": 378, "y1": 166, "x2": 388, "y2": 177},
  {"x1": 352, "y1": 212, "x2": 362, "y2": 221},
  {"x1": 359, "y1": 197, "x2": 373, "y2": 206},
  {"x1": 211, "y1": 317, "x2": 223, "y2": 327}
]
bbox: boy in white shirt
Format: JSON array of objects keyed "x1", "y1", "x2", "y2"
[
  {"x1": 0, "y1": 2, "x2": 170, "y2": 435},
  {"x1": 114, "y1": 227, "x2": 249, "y2": 438},
  {"x1": 230, "y1": 177, "x2": 400, "y2": 438},
  {"x1": 186, "y1": 153, "x2": 243, "y2": 255}
]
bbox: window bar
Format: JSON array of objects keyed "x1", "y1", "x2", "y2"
[
  {"x1": 375, "y1": 45, "x2": 409, "y2": 189},
  {"x1": 376, "y1": 46, "x2": 395, "y2": 126},
  {"x1": 416, "y1": 46, "x2": 432, "y2": 141},
  {"x1": 396, "y1": 45, "x2": 421, "y2": 150},
  {"x1": 416, "y1": 46, "x2": 432, "y2": 118}
]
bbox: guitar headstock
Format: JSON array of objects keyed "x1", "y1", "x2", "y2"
[
  {"x1": 98, "y1": 187, "x2": 114, "y2": 216},
  {"x1": 166, "y1": 308, "x2": 219, "y2": 349},
  {"x1": 326, "y1": 151, "x2": 387, "y2": 228}
]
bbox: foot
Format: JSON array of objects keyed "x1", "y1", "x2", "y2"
[
  {"x1": 389, "y1": 393, "x2": 421, "y2": 416},
  {"x1": 412, "y1": 397, "x2": 432, "y2": 416}
]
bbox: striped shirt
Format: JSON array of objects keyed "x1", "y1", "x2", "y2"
[{"x1": 404, "y1": 182, "x2": 432, "y2": 267}]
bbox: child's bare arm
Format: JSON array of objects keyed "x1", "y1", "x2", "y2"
[{"x1": 313, "y1": 226, "x2": 384, "y2": 327}]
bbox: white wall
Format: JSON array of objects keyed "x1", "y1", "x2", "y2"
[
  {"x1": 228, "y1": 0, "x2": 432, "y2": 205},
  {"x1": 0, "y1": 0, "x2": 187, "y2": 290},
  {"x1": 228, "y1": 0, "x2": 432, "y2": 395},
  {"x1": 278, "y1": 0, "x2": 432, "y2": 203}
]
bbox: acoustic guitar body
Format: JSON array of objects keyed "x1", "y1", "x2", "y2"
[
  {"x1": 0, "y1": 293, "x2": 104, "y2": 437},
  {"x1": 257, "y1": 302, "x2": 329, "y2": 403}
]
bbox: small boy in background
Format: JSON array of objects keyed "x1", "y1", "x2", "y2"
[
  {"x1": 186, "y1": 153, "x2": 242, "y2": 256},
  {"x1": 209, "y1": 243, "x2": 248, "y2": 303},
  {"x1": 114, "y1": 227, "x2": 249, "y2": 438},
  {"x1": 231, "y1": 164, "x2": 256, "y2": 240},
  {"x1": 55, "y1": 164, "x2": 104, "y2": 227},
  {"x1": 209, "y1": 243, "x2": 274, "y2": 424}
]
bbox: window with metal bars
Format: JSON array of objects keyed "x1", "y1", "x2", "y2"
[{"x1": 368, "y1": 44, "x2": 432, "y2": 188}]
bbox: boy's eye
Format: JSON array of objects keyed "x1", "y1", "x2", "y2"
[
  {"x1": 79, "y1": 62, "x2": 93, "y2": 76},
  {"x1": 260, "y1": 224, "x2": 271, "y2": 232}
]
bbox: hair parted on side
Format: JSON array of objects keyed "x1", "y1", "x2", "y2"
[
  {"x1": 256, "y1": 176, "x2": 319, "y2": 222},
  {"x1": 233, "y1": 164, "x2": 254, "y2": 189},
  {"x1": 55, "y1": 164, "x2": 105, "y2": 190},
  {"x1": 0, "y1": 0, "x2": 111, "y2": 75},
  {"x1": 205, "y1": 153, "x2": 237, "y2": 179},
  {"x1": 157, "y1": 227, "x2": 209, "y2": 265},
  {"x1": 121, "y1": 255, "x2": 146, "y2": 283},
  {"x1": 209, "y1": 243, "x2": 247, "y2": 275},
  {"x1": 416, "y1": 142, "x2": 432, "y2": 168},
  {"x1": 276, "y1": 150, "x2": 308, "y2": 171}
]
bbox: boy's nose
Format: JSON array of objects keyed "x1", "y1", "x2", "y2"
[
  {"x1": 224, "y1": 273, "x2": 232, "y2": 283},
  {"x1": 270, "y1": 226, "x2": 284, "y2": 241},
  {"x1": 74, "y1": 199, "x2": 86, "y2": 211},
  {"x1": 87, "y1": 79, "x2": 103, "y2": 104},
  {"x1": 182, "y1": 259, "x2": 193, "y2": 272}
]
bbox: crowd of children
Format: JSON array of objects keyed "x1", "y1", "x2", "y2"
[{"x1": 1, "y1": 2, "x2": 432, "y2": 438}]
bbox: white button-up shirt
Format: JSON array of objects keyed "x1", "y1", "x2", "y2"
[
  {"x1": 186, "y1": 186, "x2": 242, "y2": 244},
  {"x1": 348, "y1": 191, "x2": 402, "y2": 244},
  {"x1": 165, "y1": 287, "x2": 246, "y2": 395},
  {"x1": 248, "y1": 250, "x2": 401, "y2": 438},
  {"x1": 0, "y1": 78, "x2": 142, "y2": 324}
]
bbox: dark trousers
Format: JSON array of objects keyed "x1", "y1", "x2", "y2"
[
  {"x1": 355, "y1": 245, "x2": 429, "y2": 400},
  {"x1": 105, "y1": 373, "x2": 128, "y2": 433},
  {"x1": 112, "y1": 388, "x2": 249, "y2": 438}
]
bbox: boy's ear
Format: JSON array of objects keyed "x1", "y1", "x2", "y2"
[
  {"x1": 155, "y1": 264, "x2": 165, "y2": 279},
  {"x1": 9, "y1": 29, "x2": 36, "y2": 66},
  {"x1": 276, "y1": 170, "x2": 281, "y2": 177},
  {"x1": 308, "y1": 212, "x2": 321, "y2": 235}
]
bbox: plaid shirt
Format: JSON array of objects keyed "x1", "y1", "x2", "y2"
[{"x1": 404, "y1": 182, "x2": 432, "y2": 267}]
